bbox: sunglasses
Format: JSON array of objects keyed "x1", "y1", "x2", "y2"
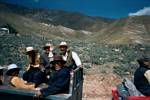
[{"x1": 53, "y1": 61, "x2": 63, "y2": 65}]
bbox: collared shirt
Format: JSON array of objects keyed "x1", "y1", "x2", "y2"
[
  {"x1": 62, "y1": 51, "x2": 82, "y2": 67},
  {"x1": 71, "y1": 51, "x2": 82, "y2": 66},
  {"x1": 144, "y1": 70, "x2": 150, "y2": 84}
]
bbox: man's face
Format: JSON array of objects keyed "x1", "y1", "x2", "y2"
[
  {"x1": 27, "y1": 51, "x2": 33, "y2": 56},
  {"x1": 45, "y1": 47, "x2": 50, "y2": 54},
  {"x1": 59, "y1": 46, "x2": 67, "y2": 54},
  {"x1": 53, "y1": 62, "x2": 62, "y2": 70},
  {"x1": 144, "y1": 60, "x2": 150, "y2": 68}
]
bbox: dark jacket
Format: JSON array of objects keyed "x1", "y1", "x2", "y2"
[
  {"x1": 40, "y1": 67, "x2": 70, "y2": 97},
  {"x1": 34, "y1": 52, "x2": 55, "y2": 87},
  {"x1": 134, "y1": 65, "x2": 150, "y2": 96},
  {"x1": 40, "y1": 53, "x2": 50, "y2": 69}
]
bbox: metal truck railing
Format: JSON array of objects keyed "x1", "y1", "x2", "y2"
[{"x1": 0, "y1": 68, "x2": 83, "y2": 100}]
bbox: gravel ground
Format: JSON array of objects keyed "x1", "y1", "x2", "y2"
[{"x1": 82, "y1": 64, "x2": 122, "y2": 100}]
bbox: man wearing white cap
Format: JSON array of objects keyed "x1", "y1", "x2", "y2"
[
  {"x1": 59, "y1": 41, "x2": 82, "y2": 70},
  {"x1": 40, "y1": 43, "x2": 54, "y2": 71},
  {"x1": 4, "y1": 64, "x2": 35, "y2": 90}
]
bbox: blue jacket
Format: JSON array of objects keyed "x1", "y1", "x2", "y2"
[
  {"x1": 40, "y1": 53, "x2": 50, "y2": 68},
  {"x1": 40, "y1": 67, "x2": 70, "y2": 97}
]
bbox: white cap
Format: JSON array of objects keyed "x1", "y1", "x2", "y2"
[
  {"x1": 26, "y1": 47, "x2": 34, "y2": 52},
  {"x1": 45, "y1": 43, "x2": 52, "y2": 47},
  {"x1": 43, "y1": 43, "x2": 54, "y2": 51},
  {"x1": 0, "y1": 65, "x2": 5, "y2": 69},
  {"x1": 7, "y1": 64, "x2": 18, "y2": 71},
  {"x1": 59, "y1": 41, "x2": 68, "y2": 47}
]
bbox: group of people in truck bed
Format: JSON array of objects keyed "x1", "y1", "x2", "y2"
[{"x1": 0, "y1": 41, "x2": 82, "y2": 97}]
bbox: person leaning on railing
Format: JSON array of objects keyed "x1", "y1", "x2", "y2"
[
  {"x1": 34, "y1": 55, "x2": 70, "y2": 97},
  {"x1": 59, "y1": 41, "x2": 82, "y2": 70}
]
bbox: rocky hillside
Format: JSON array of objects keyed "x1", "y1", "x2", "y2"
[
  {"x1": 0, "y1": 2, "x2": 150, "y2": 68},
  {"x1": 0, "y1": 9, "x2": 88, "y2": 39},
  {"x1": 89, "y1": 16, "x2": 150, "y2": 44}
]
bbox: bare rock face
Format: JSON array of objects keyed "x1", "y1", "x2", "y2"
[{"x1": 90, "y1": 16, "x2": 150, "y2": 44}]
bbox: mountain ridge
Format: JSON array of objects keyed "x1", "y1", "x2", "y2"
[
  {"x1": 0, "y1": 2, "x2": 114, "y2": 32},
  {"x1": 0, "y1": 2, "x2": 150, "y2": 44},
  {"x1": 89, "y1": 16, "x2": 150, "y2": 44}
]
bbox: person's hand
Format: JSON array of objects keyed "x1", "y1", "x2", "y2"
[
  {"x1": 38, "y1": 83, "x2": 48, "y2": 88},
  {"x1": 34, "y1": 90, "x2": 41, "y2": 98}
]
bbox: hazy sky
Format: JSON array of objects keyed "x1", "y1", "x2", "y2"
[{"x1": 0, "y1": 0, "x2": 150, "y2": 18}]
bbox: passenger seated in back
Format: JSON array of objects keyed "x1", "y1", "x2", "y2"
[
  {"x1": 134, "y1": 55, "x2": 150, "y2": 96},
  {"x1": 23, "y1": 47, "x2": 40, "y2": 83},
  {"x1": 4, "y1": 64, "x2": 35, "y2": 90},
  {"x1": 34, "y1": 55, "x2": 70, "y2": 97},
  {"x1": 34, "y1": 43, "x2": 55, "y2": 87},
  {"x1": 59, "y1": 41, "x2": 82, "y2": 70}
]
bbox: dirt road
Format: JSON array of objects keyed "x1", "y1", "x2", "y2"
[{"x1": 82, "y1": 64, "x2": 122, "y2": 100}]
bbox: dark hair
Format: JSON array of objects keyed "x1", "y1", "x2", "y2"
[
  {"x1": 43, "y1": 46, "x2": 50, "y2": 50},
  {"x1": 137, "y1": 58, "x2": 144, "y2": 67},
  {"x1": 0, "y1": 69, "x2": 3, "y2": 75},
  {"x1": 28, "y1": 50, "x2": 38, "y2": 65}
]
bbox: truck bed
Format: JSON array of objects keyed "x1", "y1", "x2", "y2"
[{"x1": 0, "y1": 68, "x2": 83, "y2": 100}]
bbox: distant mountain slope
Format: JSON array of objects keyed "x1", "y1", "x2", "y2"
[
  {"x1": 0, "y1": 2, "x2": 114, "y2": 32},
  {"x1": 26, "y1": 10, "x2": 114, "y2": 32},
  {"x1": 89, "y1": 16, "x2": 150, "y2": 44},
  {"x1": 0, "y1": 10, "x2": 88, "y2": 40}
]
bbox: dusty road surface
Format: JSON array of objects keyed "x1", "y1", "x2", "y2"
[{"x1": 82, "y1": 64, "x2": 122, "y2": 100}]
